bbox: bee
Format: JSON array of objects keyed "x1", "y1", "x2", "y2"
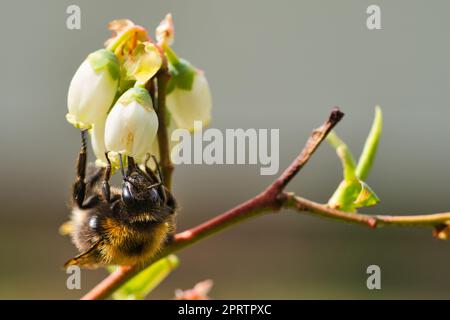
[{"x1": 62, "y1": 130, "x2": 176, "y2": 269}]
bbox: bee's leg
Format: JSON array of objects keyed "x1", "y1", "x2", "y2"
[
  {"x1": 126, "y1": 156, "x2": 137, "y2": 176},
  {"x1": 120, "y1": 155, "x2": 136, "y2": 183},
  {"x1": 143, "y1": 153, "x2": 160, "y2": 182},
  {"x1": 127, "y1": 156, "x2": 147, "y2": 176},
  {"x1": 73, "y1": 130, "x2": 88, "y2": 208},
  {"x1": 128, "y1": 155, "x2": 158, "y2": 184},
  {"x1": 86, "y1": 165, "x2": 105, "y2": 190},
  {"x1": 146, "y1": 154, "x2": 167, "y2": 204},
  {"x1": 102, "y1": 152, "x2": 113, "y2": 202},
  {"x1": 144, "y1": 156, "x2": 176, "y2": 210},
  {"x1": 152, "y1": 155, "x2": 167, "y2": 203},
  {"x1": 81, "y1": 194, "x2": 100, "y2": 209},
  {"x1": 151, "y1": 155, "x2": 164, "y2": 183}
]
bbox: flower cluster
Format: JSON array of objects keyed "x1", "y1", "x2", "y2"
[{"x1": 66, "y1": 15, "x2": 212, "y2": 168}]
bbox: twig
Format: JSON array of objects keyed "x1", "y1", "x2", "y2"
[
  {"x1": 282, "y1": 193, "x2": 450, "y2": 228},
  {"x1": 282, "y1": 193, "x2": 378, "y2": 227},
  {"x1": 270, "y1": 107, "x2": 344, "y2": 193},
  {"x1": 155, "y1": 58, "x2": 174, "y2": 190}
]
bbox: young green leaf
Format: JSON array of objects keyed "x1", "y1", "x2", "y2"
[
  {"x1": 328, "y1": 179, "x2": 360, "y2": 212},
  {"x1": 109, "y1": 255, "x2": 179, "y2": 300},
  {"x1": 353, "y1": 180, "x2": 380, "y2": 208},
  {"x1": 326, "y1": 131, "x2": 357, "y2": 181},
  {"x1": 327, "y1": 131, "x2": 360, "y2": 211},
  {"x1": 355, "y1": 106, "x2": 383, "y2": 180},
  {"x1": 326, "y1": 106, "x2": 383, "y2": 212},
  {"x1": 328, "y1": 178, "x2": 380, "y2": 212}
]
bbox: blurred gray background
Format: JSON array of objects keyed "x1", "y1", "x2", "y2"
[{"x1": 2, "y1": 0, "x2": 450, "y2": 299}]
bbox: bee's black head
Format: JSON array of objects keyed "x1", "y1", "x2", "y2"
[
  {"x1": 119, "y1": 156, "x2": 176, "y2": 223},
  {"x1": 122, "y1": 171, "x2": 163, "y2": 211}
]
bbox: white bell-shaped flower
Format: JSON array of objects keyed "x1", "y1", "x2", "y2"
[
  {"x1": 105, "y1": 87, "x2": 159, "y2": 162},
  {"x1": 90, "y1": 118, "x2": 121, "y2": 168},
  {"x1": 66, "y1": 49, "x2": 119, "y2": 129},
  {"x1": 166, "y1": 69, "x2": 212, "y2": 132}
]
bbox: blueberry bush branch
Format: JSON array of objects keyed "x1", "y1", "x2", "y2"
[{"x1": 284, "y1": 193, "x2": 450, "y2": 228}]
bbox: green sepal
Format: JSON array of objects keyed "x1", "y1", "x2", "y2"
[
  {"x1": 354, "y1": 180, "x2": 380, "y2": 208},
  {"x1": 117, "y1": 87, "x2": 153, "y2": 111},
  {"x1": 165, "y1": 46, "x2": 196, "y2": 93},
  {"x1": 87, "y1": 49, "x2": 120, "y2": 80},
  {"x1": 171, "y1": 58, "x2": 196, "y2": 91}
]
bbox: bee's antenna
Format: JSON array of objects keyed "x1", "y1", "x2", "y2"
[{"x1": 127, "y1": 156, "x2": 137, "y2": 173}]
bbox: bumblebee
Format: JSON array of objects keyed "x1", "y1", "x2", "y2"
[{"x1": 62, "y1": 130, "x2": 176, "y2": 269}]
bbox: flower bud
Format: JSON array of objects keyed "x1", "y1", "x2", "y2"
[
  {"x1": 66, "y1": 49, "x2": 119, "y2": 129},
  {"x1": 166, "y1": 60, "x2": 212, "y2": 132},
  {"x1": 156, "y1": 13, "x2": 174, "y2": 47},
  {"x1": 105, "y1": 87, "x2": 159, "y2": 161}
]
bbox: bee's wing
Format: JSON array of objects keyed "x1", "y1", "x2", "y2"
[{"x1": 64, "y1": 241, "x2": 102, "y2": 269}]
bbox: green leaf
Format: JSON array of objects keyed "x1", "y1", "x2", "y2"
[
  {"x1": 355, "y1": 106, "x2": 383, "y2": 180},
  {"x1": 326, "y1": 131, "x2": 357, "y2": 182},
  {"x1": 328, "y1": 179, "x2": 380, "y2": 212},
  {"x1": 353, "y1": 180, "x2": 380, "y2": 208},
  {"x1": 328, "y1": 179, "x2": 360, "y2": 212},
  {"x1": 326, "y1": 118, "x2": 381, "y2": 212},
  {"x1": 109, "y1": 255, "x2": 179, "y2": 300}
]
